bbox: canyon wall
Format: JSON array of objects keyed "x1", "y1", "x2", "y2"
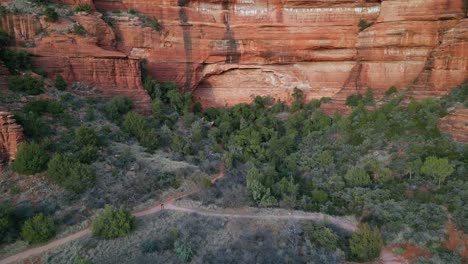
[
  {"x1": 0, "y1": 12, "x2": 152, "y2": 114},
  {"x1": 0, "y1": 0, "x2": 466, "y2": 112},
  {"x1": 92, "y1": 0, "x2": 467, "y2": 108}
]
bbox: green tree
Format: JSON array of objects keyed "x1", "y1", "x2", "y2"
[
  {"x1": 44, "y1": 6, "x2": 59, "y2": 22},
  {"x1": 21, "y1": 213, "x2": 56, "y2": 243},
  {"x1": 421, "y1": 156, "x2": 454, "y2": 187},
  {"x1": 349, "y1": 224, "x2": 383, "y2": 262},
  {"x1": 12, "y1": 142, "x2": 48, "y2": 175},
  {"x1": 122, "y1": 112, "x2": 159, "y2": 151},
  {"x1": 0, "y1": 204, "x2": 14, "y2": 241},
  {"x1": 346, "y1": 93, "x2": 363, "y2": 107},
  {"x1": 404, "y1": 159, "x2": 422, "y2": 180},
  {"x1": 105, "y1": 96, "x2": 133, "y2": 123},
  {"x1": 364, "y1": 87, "x2": 375, "y2": 106},
  {"x1": 344, "y1": 167, "x2": 371, "y2": 187},
  {"x1": 174, "y1": 240, "x2": 194, "y2": 262},
  {"x1": 92, "y1": 206, "x2": 135, "y2": 239},
  {"x1": 47, "y1": 154, "x2": 95, "y2": 193},
  {"x1": 303, "y1": 222, "x2": 339, "y2": 251},
  {"x1": 54, "y1": 74, "x2": 67, "y2": 90},
  {"x1": 74, "y1": 126, "x2": 99, "y2": 147},
  {"x1": 9, "y1": 75, "x2": 44, "y2": 95},
  {"x1": 166, "y1": 89, "x2": 183, "y2": 112}
]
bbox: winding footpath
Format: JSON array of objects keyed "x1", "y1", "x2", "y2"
[{"x1": 0, "y1": 164, "x2": 357, "y2": 264}]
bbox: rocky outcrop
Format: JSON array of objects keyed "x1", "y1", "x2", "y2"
[
  {"x1": 0, "y1": 13, "x2": 152, "y2": 114},
  {"x1": 0, "y1": 112, "x2": 24, "y2": 164},
  {"x1": 90, "y1": 0, "x2": 467, "y2": 108},
  {"x1": 438, "y1": 107, "x2": 468, "y2": 144}
]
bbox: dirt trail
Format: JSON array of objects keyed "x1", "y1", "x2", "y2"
[{"x1": 0, "y1": 164, "x2": 357, "y2": 264}]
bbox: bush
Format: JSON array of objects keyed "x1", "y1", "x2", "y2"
[
  {"x1": 0, "y1": 204, "x2": 14, "y2": 242},
  {"x1": 22, "y1": 100, "x2": 64, "y2": 116},
  {"x1": 358, "y1": 19, "x2": 374, "y2": 31},
  {"x1": 1, "y1": 50, "x2": 32, "y2": 73},
  {"x1": 76, "y1": 145, "x2": 98, "y2": 164},
  {"x1": 349, "y1": 224, "x2": 383, "y2": 262},
  {"x1": 174, "y1": 240, "x2": 194, "y2": 262},
  {"x1": 21, "y1": 213, "x2": 56, "y2": 243},
  {"x1": 75, "y1": 3, "x2": 93, "y2": 13},
  {"x1": 9, "y1": 75, "x2": 44, "y2": 95},
  {"x1": 345, "y1": 93, "x2": 363, "y2": 107},
  {"x1": 385, "y1": 86, "x2": 397, "y2": 97},
  {"x1": 13, "y1": 112, "x2": 49, "y2": 140},
  {"x1": 344, "y1": 167, "x2": 371, "y2": 187},
  {"x1": 74, "y1": 126, "x2": 99, "y2": 148},
  {"x1": 92, "y1": 206, "x2": 135, "y2": 239},
  {"x1": 71, "y1": 24, "x2": 87, "y2": 36},
  {"x1": 12, "y1": 142, "x2": 49, "y2": 175},
  {"x1": 122, "y1": 112, "x2": 159, "y2": 151},
  {"x1": 44, "y1": 6, "x2": 58, "y2": 22},
  {"x1": 421, "y1": 156, "x2": 454, "y2": 187},
  {"x1": 200, "y1": 177, "x2": 213, "y2": 188},
  {"x1": 105, "y1": 96, "x2": 133, "y2": 123},
  {"x1": 55, "y1": 74, "x2": 67, "y2": 90},
  {"x1": 303, "y1": 222, "x2": 339, "y2": 251},
  {"x1": 73, "y1": 256, "x2": 92, "y2": 264},
  {"x1": 47, "y1": 154, "x2": 95, "y2": 193}
]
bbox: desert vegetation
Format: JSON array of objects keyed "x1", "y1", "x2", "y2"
[{"x1": 0, "y1": 17, "x2": 466, "y2": 261}]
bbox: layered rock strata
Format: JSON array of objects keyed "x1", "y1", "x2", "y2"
[
  {"x1": 0, "y1": 112, "x2": 24, "y2": 164},
  {"x1": 438, "y1": 107, "x2": 468, "y2": 144}
]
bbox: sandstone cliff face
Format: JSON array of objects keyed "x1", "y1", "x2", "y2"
[
  {"x1": 0, "y1": 0, "x2": 466, "y2": 112},
  {"x1": 91, "y1": 0, "x2": 467, "y2": 108},
  {"x1": 0, "y1": 12, "x2": 152, "y2": 114},
  {"x1": 0, "y1": 112, "x2": 24, "y2": 164},
  {"x1": 439, "y1": 107, "x2": 468, "y2": 144}
]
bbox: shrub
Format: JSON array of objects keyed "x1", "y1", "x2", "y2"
[
  {"x1": 9, "y1": 75, "x2": 44, "y2": 95},
  {"x1": 174, "y1": 240, "x2": 194, "y2": 262},
  {"x1": 1, "y1": 50, "x2": 32, "y2": 73},
  {"x1": 303, "y1": 222, "x2": 339, "y2": 251},
  {"x1": 345, "y1": 93, "x2": 363, "y2": 107},
  {"x1": 385, "y1": 86, "x2": 397, "y2": 97},
  {"x1": 0, "y1": 204, "x2": 14, "y2": 242},
  {"x1": 22, "y1": 100, "x2": 64, "y2": 116},
  {"x1": 358, "y1": 19, "x2": 374, "y2": 31},
  {"x1": 105, "y1": 96, "x2": 133, "y2": 123},
  {"x1": 364, "y1": 87, "x2": 375, "y2": 106},
  {"x1": 421, "y1": 156, "x2": 454, "y2": 187},
  {"x1": 74, "y1": 126, "x2": 99, "y2": 148},
  {"x1": 349, "y1": 224, "x2": 383, "y2": 262},
  {"x1": 73, "y1": 256, "x2": 92, "y2": 264},
  {"x1": 21, "y1": 213, "x2": 56, "y2": 243},
  {"x1": 47, "y1": 154, "x2": 95, "y2": 193},
  {"x1": 12, "y1": 142, "x2": 48, "y2": 175},
  {"x1": 76, "y1": 145, "x2": 98, "y2": 164},
  {"x1": 311, "y1": 190, "x2": 329, "y2": 204},
  {"x1": 92, "y1": 206, "x2": 135, "y2": 239},
  {"x1": 71, "y1": 24, "x2": 87, "y2": 36},
  {"x1": 75, "y1": 3, "x2": 93, "y2": 13},
  {"x1": 200, "y1": 177, "x2": 213, "y2": 188},
  {"x1": 13, "y1": 112, "x2": 49, "y2": 139},
  {"x1": 55, "y1": 74, "x2": 67, "y2": 90},
  {"x1": 44, "y1": 6, "x2": 58, "y2": 22},
  {"x1": 344, "y1": 167, "x2": 371, "y2": 187},
  {"x1": 122, "y1": 112, "x2": 159, "y2": 151}
]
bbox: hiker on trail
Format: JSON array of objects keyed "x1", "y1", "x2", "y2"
[{"x1": 161, "y1": 203, "x2": 164, "y2": 210}]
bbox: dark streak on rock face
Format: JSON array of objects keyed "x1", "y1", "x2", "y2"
[
  {"x1": 178, "y1": 2, "x2": 193, "y2": 93},
  {"x1": 223, "y1": 0, "x2": 240, "y2": 64}
]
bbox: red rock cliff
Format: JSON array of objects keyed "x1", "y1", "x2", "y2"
[
  {"x1": 0, "y1": 12, "x2": 152, "y2": 114},
  {"x1": 91, "y1": 0, "x2": 467, "y2": 108},
  {"x1": 1, "y1": 0, "x2": 467, "y2": 110},
  {"x1": 0, "y1": 112, "x2": 24, "y2": 164}
]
